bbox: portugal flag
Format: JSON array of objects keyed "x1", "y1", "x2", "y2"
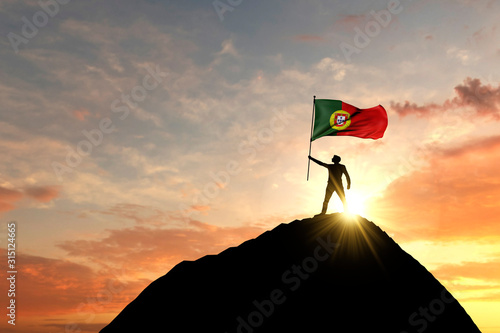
[{"x1": 311, "y1": 99, "x2": 388, "y2": 141}]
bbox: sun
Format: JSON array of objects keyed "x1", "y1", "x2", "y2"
[{"x1": 345, "y1": 191, "x2": 367, "y2": 216}]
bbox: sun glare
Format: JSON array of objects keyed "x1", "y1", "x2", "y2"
[{"x1": 346, "y1": 191, "x2": 367, "y2": 216}]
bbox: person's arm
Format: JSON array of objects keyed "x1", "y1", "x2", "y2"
[
  {"x1": 308, "y1": 155, "x2": 327, "y2": 168},
  {"x1": 343, "y1": 165, "x2": 351, "y2": 189}
]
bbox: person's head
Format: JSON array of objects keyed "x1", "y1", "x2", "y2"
[{"x1": 332, "y1": 155, "x2": 341, "y2": 163}]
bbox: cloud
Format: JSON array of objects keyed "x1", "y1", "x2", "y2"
[
  {"x1": 369, "y1": 135, "x2": 500, "y2": 241},
  {"x1": 57, "y1": 219, "x2": 267, "y2": 278},
  {"x1": 0, "y1": 186, "x2": 23, "y2": 200},
  {"x1": 0, "y1": 185, "x2": 60, "y2": 212},
  {"x1": 0, "y1": 186, "x2": 23, "y2": 212},
  {"x1": 293, "y1": 34, "x2": 326, "y2": 42},
  {"x1": 391, "y1": 77, "x2": 500, "y2": 119},
  {"x1": 40, "y1": 323, "x2": 108, "y2": 333},
  {"x1": 0, "y1": 251, "x2": 149, "y2": 333},
  {"x1": 431, "y1": 135, "x2": 500, "y2": 158},
  {"x1": 433, "y1": 258, "x2": 500, "y2": 282},
  {"x1": 0, "y1": 202, "x2": 15, "y2": 212},
  {"x1": 430, "y1": 257, "x2": 500, "y2": 302},
  {"x1": 24, "y1": 185, "x2": 60, "y2": 203},
  {"x1": 93, "y1": 203, "x2": 171, "y2": 225},
  {"x1": 0, "y1": 252, "x2": 146, "y2": 318},
  {"x1": 333, "y1": 14, "x2": 367, "y2": 30},
  {"x1": 447, "y1": 47, "x2": 477, "y2": 65},
  {"x1": 216, "y1": 38, "x2": 239, "y2": 57},
  {"x1": 73, "y1": 109, "x2": 91, "y2": 121},
  {"x1": 454, "y1": 77, "x2": 500, "y2": 117},
  {"x1": 190, "y1": 205, "x2": 211, "y2": 212}
]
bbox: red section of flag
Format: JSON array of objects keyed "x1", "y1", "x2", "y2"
[{"x1": 337, "y1": 102, "x2": 388, "y2": 139}]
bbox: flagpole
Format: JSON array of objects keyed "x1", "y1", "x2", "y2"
[{"x1": 307, "y1": 95, "x2": 316, "y2": 181}]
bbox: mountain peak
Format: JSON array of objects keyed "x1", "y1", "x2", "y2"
[{"x1": 100, "y1": 213, "x2": 480, "y2": 333}]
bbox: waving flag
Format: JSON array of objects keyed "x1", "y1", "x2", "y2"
[{"x1": 312, "y1": 99, "x2": 388, "y2": 141}]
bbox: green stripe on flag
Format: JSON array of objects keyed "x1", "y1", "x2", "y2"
[{"x1": 311, "y1": 99, "x2": 343, "y2": 141}]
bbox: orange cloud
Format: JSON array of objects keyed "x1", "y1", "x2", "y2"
[
  {"x1": 0, "y1": 202, "x2": 15, "y2": 212},
  {"x1": 333, "y1": 14, "x2": 367, "y2": 30},
  {"x1": 0, "y1": 253, "x2": 140, "y2": 316},
  {"x1": 73, "y1": 109, "x2": 91, "y2": 121},
  {"x1": 0, "y1": 251, "x2": 150, "y2": 333},
  {"x1": 95, "y1": 203, "x2": 169, "y2": 225},
  {"x1": 38, "y1": 323, "x2": 107, "y2": 333},
  {"x1": 191, "y1": 204, "x2": 211, "y2": 212},
  {"x1": 293, "y1": 34, "x2": 326, "y2": 42},
  {"x1": 391, "y1": 77, "x2": 500, "y2": 119},
  {"x1": 432, "y1": 135, "x2": 500, "y2": 158},
  {"x1": 16, "y1": 255, "x2": 95, "y2": 315},
  {"x1": 24, "y1": 186, "x2": 60, "y2": 203},
  {"x1": 430, "y1": 257, "x2": 500, "y2": 302},
  {"x1": 369, "y1": 135, "x2": 500, "y2": 241},
  {"x1": 57, "y1": 219, "x2": 266, "y2": 278},
  {"x1": 0, "y1": 185, "x2": 60, "y2": 212},
  {"x1": 0, "y1": 186, "x2": 23, "y2": 212},
  {"x1": 433, "y1": 258, "x2": 500, "y2": 283}
]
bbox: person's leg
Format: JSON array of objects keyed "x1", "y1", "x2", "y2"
[
  {"x1": 321, "y1": 185, "x2": 334, "y2": 214},
  {"x1": 336, "y1": 186, "x2": 348, "y2": 212}
]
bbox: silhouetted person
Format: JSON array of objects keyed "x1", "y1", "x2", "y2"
[{"x1": 309, "y1": 154, "x2": 351, "y2": 214}]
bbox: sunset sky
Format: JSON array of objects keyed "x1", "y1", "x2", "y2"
[{"x1": 1, "y1": 0, "x2": 500, "y2": 332}]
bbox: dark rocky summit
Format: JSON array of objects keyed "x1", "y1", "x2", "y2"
[{"x1": 101, "y1": 213, "x2": 481, "y2": 333}]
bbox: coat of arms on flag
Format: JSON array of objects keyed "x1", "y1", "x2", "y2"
[{"x1": 331, "y1": 110, "x2": 351, "y2": 130}]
